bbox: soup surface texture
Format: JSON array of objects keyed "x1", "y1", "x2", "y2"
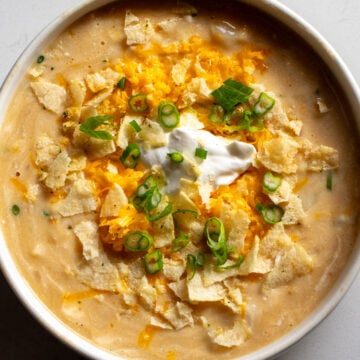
[{"x1": 1, "y1": 1, "x2": 359, "y2": 359}]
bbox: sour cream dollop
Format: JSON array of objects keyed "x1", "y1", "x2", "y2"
[{"x1": 142, "y1": 127, "x2": 256, "y2": 194}]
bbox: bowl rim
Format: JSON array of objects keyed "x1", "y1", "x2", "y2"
[{"x1": 0, "y1": 0, "x2": 359, "y2": 359}]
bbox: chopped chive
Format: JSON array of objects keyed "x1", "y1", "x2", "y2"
[
  {"x1": 36, "y1": 55, "x2": 45, "y2": 64},
  {"x1": 11, "y1": 204, "x2": 20, "y2": 216},
  {"x1": 116, "y1": 77, "x2": 126, "y2": 89},
  {"x1": 195, "y1": 147, "x2": 207, "y2": 160},
  {"x1": 129, "y1": 119, "x2": 141, "y2": 132}
]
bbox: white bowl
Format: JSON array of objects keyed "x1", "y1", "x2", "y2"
[{"x1": 0, "y1": 0, "x2": 359, "y2": 359}]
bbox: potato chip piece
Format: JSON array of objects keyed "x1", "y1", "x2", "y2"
[
  {"x1": 35, "y1": 135, "x2": 62, "y2": 167},
  {"x1": 55, "y1": 177, "x2": 97, "y2": 217},
  {"x1": 44, "y1": 150, "x2": 71, "y2": 190},
  {"x1": 281, "y1": 194, "x2": 305, "y2": 225},
  {"x1": 259, "y1": 223, "x2": 313, "y2": 289},
  {"x1": 73, "y1": 221, "x2": 120, "y2": 292},
  {"x1": 124, "y1": 10, "x2": 154, "y2": 46},
  {"x1": 201, "y1": 317, "x2": 250, "y2": 347},
  {"x1": 116, "y1": 115, "x2": 143, "y2": 150},
  {"x1": 187, "y1": 271, "x2": 227, "y2": 302},
  {"x1": 163, "y1": 302, "x2": 194, "y2": 330},
  {"x1": 163, "y1": 258, "x2": 186, "y2": 282},
  {"x1": 137, "y1": 118, "x2": 167, "y2": 149},
  {"x1": 72, "y1": 125, "x2": 116, "y2": 158},
  {"x1": 85, "y1": 68, "x2": 120, "y2": 93},
  {"x1": 73, "y1": 220, "x2": 101, "y2": 261},
  {"x1": 304, "y1": 144, "x2": 339, "y2": 171},
  {"x1": 220, "y1": 203, "x2": 250, "y2": 254},
  {"x1": 257, "y1": 134, "x2": 300, "y2": 174},
  {"x1": 30, "y1": 78, "x2": 67, "y2": 115},
  {"x1": 171, "y1": 58, "x2": 191, "y2": 86},
  {"x1": 100, "y1": 183, "x2": 128, "y2": 218},
  {"x1": 168, "y1": 279, "x2": 188, "y2": 301},
  {"x1": 138, "y1": 276, "x2": 157, "y2": 309},
  {"x1": 68, "y1": 79, "x2": 86, "y2": 107}
]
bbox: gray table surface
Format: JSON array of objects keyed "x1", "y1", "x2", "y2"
[{"x1": 0, "y1": 0, "x2": 359, "y2": 359}]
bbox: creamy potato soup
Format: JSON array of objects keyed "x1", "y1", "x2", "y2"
[{"x1": 1, "y1": 0, "x2": 359, "y2": 359}]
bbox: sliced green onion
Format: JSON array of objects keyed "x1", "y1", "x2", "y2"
[
  {"x1": 263, "y1": 171, "x2": 282, "y2": 192},
  {"x1": 257, "y1": 204, "x2": 284, "y2": 224},
  {"x1": 129, "y1": 119, "x2": 141, "y2": 132},
  {"x1": 172, "y1": 209, "x2": 199, "y2": 218},
  {"x1": 133, "y1": 175, "x2": 160, "y2": 212},
  {"x1": 120, "y1": 143, "x2": 141, "y2": 168},
  {"x1": 218, "y1": 255, "x2": 244, "y2": 270},
  {"x1": 223, "y1": 78, "x2": 254, "y2": 95},
  {"x1": 125, "y1": 231, "x2": 153, "y2": 252},
  {"x1": 11, "y1": 204, "x2": 20, "y2": 216},
  {"x1": 147, "y1": 202, "x2": 172, "y2": 222},
  {"x1": 167, "y1": 152, "x2": 184, "y2": 163},
  {"x1": 36, "y1": 55, "x2": 45, "y2": 64},
  {"x1": 208, "y1": 104, "x2": 225, "y2": 123},
  {"x1": 205, "y1": 217, "x2": 228, "y2": 266},
  {"x1": 326, "y1": 171, "x2": 333, "y2": 191},
  {"x1": 158, "y1": 101, "x2": 180, "y2": 129},
  {"x1": 128, "y1": 94, "x2": 149, "y2": 112},
  {"x1": 145, "y1": 187, "x2": 162, "y2": 210},
  {"x1": 144, "y1": 249, "x2": 163, "y2": 274},
  {"x1": 186, "y1": 253, "x2": 205, "y2": 280},
  {"x1": 195, "y1": 147, "x2": 207, "y2": 160},
  {"x1": 211, "y1": 78, "x2": 253, "y2": 112},
  {"x1": 136, "y1": 175, "x2": 158, "y2": 198},
  {"x1": 79, "y1": 115, "x2": 114, "y2": 140},
  {"x1": 253, "y1": 92, "x2": 275, "y2": 116},
  {"x1": 116, "y1": 77, "x2": 126, "y2": 89},
  {"x1": 172, "y1": 232, "x2": 190, "y2": 252}
]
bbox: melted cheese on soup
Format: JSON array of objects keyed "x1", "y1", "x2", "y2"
[{"x1": 0, "y1": 1, "x2": 359, "y2": 359}]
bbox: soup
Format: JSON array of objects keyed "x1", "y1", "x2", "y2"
[{"x1": 0, "y1": 0, "x2": 359, "y2": 359}]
